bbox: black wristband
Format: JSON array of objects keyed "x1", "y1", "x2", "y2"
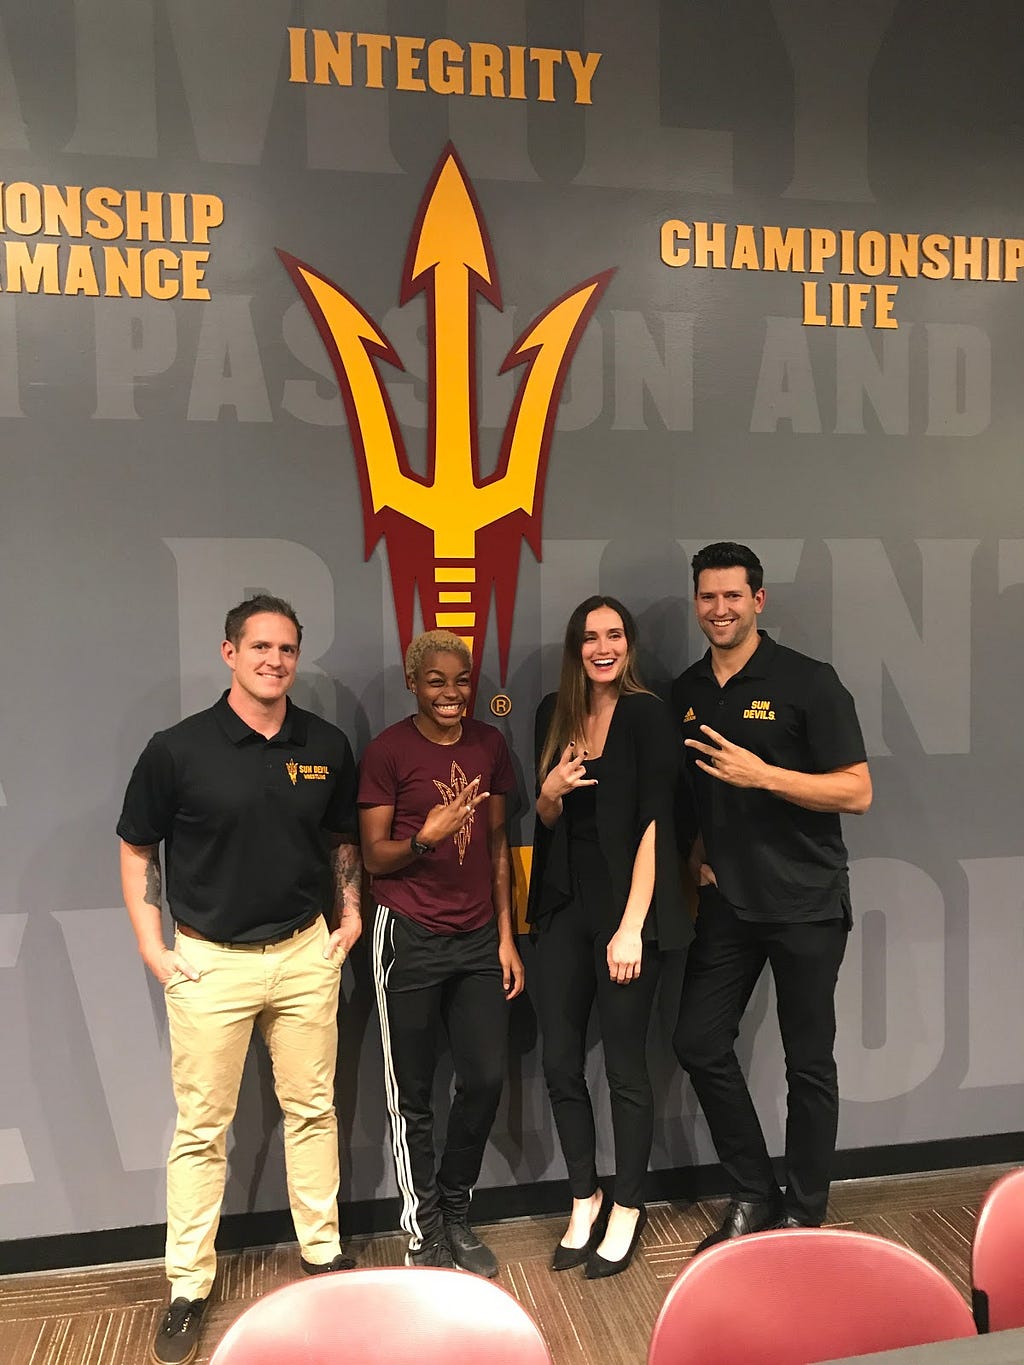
[{"x1": 410, "y1": 835, "x2": 434, "y2": 856}]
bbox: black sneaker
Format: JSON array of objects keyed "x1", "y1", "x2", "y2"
[
  {"x1": 151, "y1": 1297, "x2": 206, "y2": 1365},
  {"x1": 300, "y1": 1251, "x2": 357, "y2": 1274},
  {"x1": 444, "y1": 1218, "x2": 499, "y2": 1278},
  {"x1": 405, "y1": 1237, "x2": 456, "y2": 1268}
]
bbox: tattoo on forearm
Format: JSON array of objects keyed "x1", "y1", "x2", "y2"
[
  {"x1": 144, "y1": 852, "x2": 162, "y2": 909},
  {"x1": 333, "y1": 843, "x2": 363, "y2": 913}
]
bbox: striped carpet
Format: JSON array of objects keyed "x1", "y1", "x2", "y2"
[{"x1": 0, "y1": 1166, "x2": 1001, "y2": 1365}]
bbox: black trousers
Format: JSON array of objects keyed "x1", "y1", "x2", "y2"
[
  {"x1": 533, "y1": 870, "x2": 660, "y2": 1211},
  {"x1": 673, "y1": 887, "x2": 848, "y2": 1225},
  {"x1": 372, "y1": 904, "x2": 508, "y2": 1250}
]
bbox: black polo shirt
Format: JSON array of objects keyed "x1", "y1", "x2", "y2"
[
  {"x1": 117, "y1": 693, "x2": 357, "y2": 943},
  {"x1": 671, "y1": 632, "x2": 866, "y2": 923}
]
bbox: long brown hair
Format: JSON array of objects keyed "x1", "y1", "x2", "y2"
[{"x1": 538, "y1": 595, "x2": 651, "y2": 781}]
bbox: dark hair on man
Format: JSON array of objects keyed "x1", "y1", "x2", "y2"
[
  {"x1": 224, "y1": 594, "x2": 303, "y2": 647},
  {"x1": 691, "y1": 542, "x2": 764, "y2": 593}
]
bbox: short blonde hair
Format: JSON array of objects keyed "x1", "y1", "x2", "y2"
[{"x1": 404, "y1": 630, "x2": 472, "y2": 680}]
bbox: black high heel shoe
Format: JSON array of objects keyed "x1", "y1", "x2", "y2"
[
  {"x1": 585, "y1": 1204, "x2": 647, "y2": 1279},
  {"x1": 551, "y1": 1194, "x2": 610, "y2": 1272}
]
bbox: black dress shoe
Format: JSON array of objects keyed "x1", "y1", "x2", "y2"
[
  {"x1": 693, "y1": 1197, "x2": 782, "y2": 1255},
  {"x1": 551, "y1": 1195, "x2": 610, "y2": 1271},
  {"x1": 585, "y1": 1205, "x2": 647, "y2": 1280},
  {"x1": 771, "y1": 1214, "x2": 819, "y2": 1229}
]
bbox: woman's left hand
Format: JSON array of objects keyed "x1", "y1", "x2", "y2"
[
  {"x1": 498, "y1": 938, "x2": 526, "y2": 1000},
  {"x1": 607, "y1": 925, "x2": 643, "y2": 984}
]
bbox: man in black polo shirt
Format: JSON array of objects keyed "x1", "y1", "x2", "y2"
[
  {"x1": 117, "y1": 594, "x2": 362, "y2": 1365},
  {"x1": 671, "y1": 543, "x2": 871, "y2": 1253}
]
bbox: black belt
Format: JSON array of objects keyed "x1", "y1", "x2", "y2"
[{"x1": 175, "y1": 914, "x2": 320, "y2": 948}]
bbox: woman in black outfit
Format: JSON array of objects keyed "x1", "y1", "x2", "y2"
[{"x1": 528, "y1": 595, "x2": 691, "y2": 1278}]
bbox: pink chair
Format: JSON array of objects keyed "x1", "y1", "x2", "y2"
[
  {"x1": 972, "y1": 1166, "x2": 1024, "y2": 1332},
  {"x1": 647, "y1": 1227, "x2": 976, "y2": 1365},
  {"x1": 208, "y1": 1266, "x2": 553, "y2": 1365}
]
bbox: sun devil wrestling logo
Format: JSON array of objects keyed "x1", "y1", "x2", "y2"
[{"x1": 278, "y1": 143, "x2": 612, "y2": 707}]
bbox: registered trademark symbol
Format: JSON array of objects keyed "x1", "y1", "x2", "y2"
[{"x1": 490, "y1": 693, "x2": 512, "y2": 717}]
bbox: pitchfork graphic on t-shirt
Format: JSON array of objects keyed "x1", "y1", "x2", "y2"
[{"x1": 433, "y1": 761, "x2": 481, "y2": 865}]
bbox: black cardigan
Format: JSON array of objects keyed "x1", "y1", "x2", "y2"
[{"x1": 526, "y1": 690, "x2": 694, "y2": 952}]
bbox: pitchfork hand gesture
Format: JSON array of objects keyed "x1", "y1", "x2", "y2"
[{"x1": 685, "y1": 725, "x2": 770, "y2": 790}]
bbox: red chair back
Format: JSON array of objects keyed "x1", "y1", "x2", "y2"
[
  {"x1": 648, "y1": 1227, "x2": 976, "y2": 1365},
  {"x1": 208, "y1": 1266, "x2": 553, "y2": 1365},
  {"x1": 972, "y1": 1166, "x2": 1024, "y2": 1332}
]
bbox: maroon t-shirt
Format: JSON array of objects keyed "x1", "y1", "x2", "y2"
[{"x1": 358, "y1": 716, "x2": 515, "y2": 934}]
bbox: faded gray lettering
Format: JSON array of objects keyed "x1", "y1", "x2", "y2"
[
  {"x1": 0, "y1": 917, "x2": 32, "y2": 1183},
  {"x1": 0, "y1": 9, "x2": 28, "y2": 151},
  {"x1": 555, "y1": 323, "x2": 602, "y2": 431},
  {"x1": 998, "y1": 539, "x2": 1024, "y2": 595},
  {"x1": 835, "y1": 328, "x2": 910, "y2": 435},
  {"x1": 281, "y1": 300, "x2": 344, "y2": 426},
  {"x1": 65, "y1": 0, "x2": 157, "y2": 157},
  {"x1": 0, "y1": 300, "x2": 23, "y2": 417},
  {"x1": 447, "y1": 0, "x2": 539, "y2": 184},
  {"x1": 612, "y1": 311, "x2": 694, "y2": 432},
  {"x1": 53, "y1": 907, "x2": 172, "y2": 1172},
  {"x1": 576, "y1": 0, "x2": 732, "y2": 192},
  {"x1": 303, "y1": 0, "x2": 402, "y2": 175},
  {"x1": 773, "y1": 0, "x2": 897, "y2": 202},
  {"x1": 164, "y1": 537, "x2": 337, "y2": 719},
  {"x1": 381, "y1": 304, "x2": 427, "y2": 432},
  {"x1": 539, "y1": 541, "x2": 610, "y2": 689},
  {"x1": 187, "y1": 297, "x2": 272, "y2": 423},
  {"x1": 166, "y1": 0, "x2": 291, "y2": 163},
  {"x1": 93, "y1": 300, "x2": 177, "y2": 420},
  {"x1": 960, "y1": 858, "x2": 1024, "y2": 1089},
  {"x1": 926, "y1": 323, "x2": 991, "y2": 436},
  {"x1": 830, "y1": 538, "x2": 976, "y2": 757},
  {"x1": 750, "y1": 318, "x2": 822, "y2": 433},
  {"x1": 836, "y1": 859, "x2": 944, "y2": 1101},
  {"x1": 479, "y1": 308, "x2": 518, "y2": 432}
]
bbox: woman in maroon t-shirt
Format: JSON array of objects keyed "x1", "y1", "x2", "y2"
[{"x1": 359, "y1": 630, "x2": 525, "y2": 1277}]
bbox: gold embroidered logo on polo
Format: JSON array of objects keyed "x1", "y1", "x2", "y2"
[
  {"x1": 433, "y1": 760, "x2": 481, "y2": 866},
  {"x1": 286, "y1": 760, "x2": 331, "y2": 783},
  {"x1": 683, "y1": 707, "x2": 696, "y2": 723},
  {"x1": 743, "y1": 699, "x2": 776, "y2": 720}
]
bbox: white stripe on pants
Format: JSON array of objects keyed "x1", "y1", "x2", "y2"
[{"x1": 371, "y1": 904, "x2": 425, "y2": 1249}]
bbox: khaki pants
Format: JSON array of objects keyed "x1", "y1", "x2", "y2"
[{"x1": 163, "y1": 917, "x2": 342, "y2": 1300}]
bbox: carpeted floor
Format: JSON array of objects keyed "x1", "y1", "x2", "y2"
[{"x1": 0, "y1": 1166, "x2": 1002, "y2": 1365}]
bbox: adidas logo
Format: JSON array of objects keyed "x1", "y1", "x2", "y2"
[{"x1": 683, "y1": 707, "x2": 696, "y2": 723}]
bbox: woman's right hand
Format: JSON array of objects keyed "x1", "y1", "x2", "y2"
[
  {"x1": 539, "y1": 743, "x2": 598, "y2": 802},
  {"x1": 417, "y1": 776, "x2": 490, "y2": 846}
]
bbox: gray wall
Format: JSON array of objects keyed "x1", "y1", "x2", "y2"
[{"x1": 2, "y1": 0, "x2": 1022, "y2": 1242}]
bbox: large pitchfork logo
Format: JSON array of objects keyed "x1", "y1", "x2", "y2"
[{"x1": 278, "y1": 144, "x2": 612, "y2": 705}]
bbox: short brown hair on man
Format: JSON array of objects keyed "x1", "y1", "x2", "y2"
[{"x1": 224, "y1": 594, "x2": 303, "y2": 648}]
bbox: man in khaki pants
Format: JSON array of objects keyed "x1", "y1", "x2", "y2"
[{"x1": 118, "y1": 594, "x2": 362, "y2": 1365}]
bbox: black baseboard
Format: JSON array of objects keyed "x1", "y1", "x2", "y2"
[{"x1": 2, "y1": 1131, "x2": 1021, "y2": 1277}]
